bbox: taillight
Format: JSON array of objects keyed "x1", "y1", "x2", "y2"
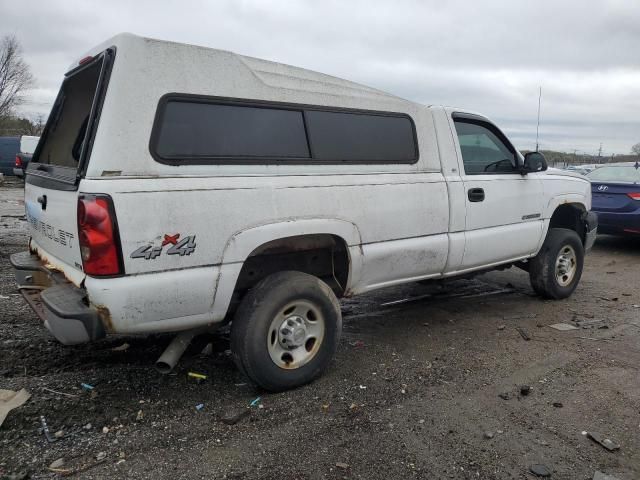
[
  {"x1": 77, "y1": 195, "x2": 123, "y2": 276},
  {"x1": 15, "y1": 155, "x2": 22, "y2": 168},
  {"x1": 627, "y1": 193, "x2": 640, "y2": 201}
]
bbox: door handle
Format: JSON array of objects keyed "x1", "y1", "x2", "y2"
[
  {"x1": 468, "y1": 188, "x2": 485, "y2": 202},
  {"x1": 37, "y1": 195, "x2": 47, "y2": 210}
]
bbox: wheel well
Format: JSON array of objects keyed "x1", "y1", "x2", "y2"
[
  {"x1": 549, "y1": 204, "x2": 586, "y2": 243},
  {"x1": 231, "y1": 234, "x2": 350, "y2": 307}
]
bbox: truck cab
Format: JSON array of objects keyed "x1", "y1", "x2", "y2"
[{"x1": 11, "y1": 34, "x2": 597, "y2": 391}]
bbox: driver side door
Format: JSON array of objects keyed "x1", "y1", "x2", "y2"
[{"x1": 450, "y1": 114, "x2": 544, "y2": 270}]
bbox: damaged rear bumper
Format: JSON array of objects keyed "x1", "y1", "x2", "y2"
[{"x1": 10, "y1": 251, "x2": 105, "y2": 345}]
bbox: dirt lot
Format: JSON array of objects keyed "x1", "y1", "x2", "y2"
[{"x1": 1, "y1": 179, "x2": 639, "y2": 479}]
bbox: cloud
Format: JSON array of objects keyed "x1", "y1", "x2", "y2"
[{"x1": 2, "y1": 0, "x2": 638, "y2": 154}]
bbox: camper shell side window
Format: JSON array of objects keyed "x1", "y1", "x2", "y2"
[{"x1": 150, "y1": 95, "x2": 419, "y2": 165}]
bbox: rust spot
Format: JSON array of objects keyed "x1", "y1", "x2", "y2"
[
  {"x1": 94, "y1": 304, "x2": 114, "y2": 332},
  {"x1": 34, "y1": 248, "x2": 82, "y2": 288}
]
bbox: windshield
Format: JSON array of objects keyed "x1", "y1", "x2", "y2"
[
  {"x1": 33, "y1": 58, "x2": 104, "y2": 169},
  {"x1": 587, "y1": 165, "x2": 640, "y2": 184}
]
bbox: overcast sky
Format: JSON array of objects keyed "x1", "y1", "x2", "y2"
[{"x1": 2, "y1": 0, "x2": 639, "y2": 155}]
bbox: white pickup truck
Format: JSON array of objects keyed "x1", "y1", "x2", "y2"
[{"x1": 11, "y1": 34, "x2": 597, "y2": 391}]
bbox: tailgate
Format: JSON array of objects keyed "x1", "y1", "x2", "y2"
[{"x1": 25, "y1": 183, "x2": 84, "y2": 284}]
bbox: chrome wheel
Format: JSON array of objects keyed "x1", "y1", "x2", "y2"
[
  {"x1": 555, "y1": 245, "x2": 577, "y2": 287},
  {"x1": 267, "y1": 301, "x2": 325, "y2": 369}
]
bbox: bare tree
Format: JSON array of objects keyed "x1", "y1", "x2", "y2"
[
  {"x1": 631, "y1": 143, "x2": 640, "y2": 156},
  {"x1": 0, "y1": 35, "x2": 34, "y2": 118}
]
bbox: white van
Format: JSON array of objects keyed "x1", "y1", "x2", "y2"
[{"x1": 12, "y1": 34, "x2": 597, "y2": 391}]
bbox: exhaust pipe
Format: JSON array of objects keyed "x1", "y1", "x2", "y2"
[{"x1": 156, "y1": 329, "x2": 200, "y2": 374}]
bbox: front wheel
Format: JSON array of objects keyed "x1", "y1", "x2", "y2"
[
  {"x1": 231, "y1": 271, "x2": 342, "y2": 392},
  {"x1": 529, "y1": 228, "x2": 584, "y2": 299}
]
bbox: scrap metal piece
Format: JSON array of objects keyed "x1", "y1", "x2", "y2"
[
  {"x1": 40, "y1": 415, "x2": 57, "y2": 443},
  {"x1": 548, "y1": 323, "x2": 579, "y2": 331},
  {"x1": 587, "y1": 432, "x2": 620, "y2": 451},
  {"x1": 516, "y1": 326, "x2": 531, "y2": 341}
]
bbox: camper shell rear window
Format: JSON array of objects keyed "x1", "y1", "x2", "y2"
[
  {"x1": 150, "y1": 95, "x2": 419, "y2": 165},
  {"x1": 27, "y1": 49, "x2": 114, "y2": 188}
]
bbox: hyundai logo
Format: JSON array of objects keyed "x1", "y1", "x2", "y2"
[{"x1": 597, "y1": 185, "x2": 608, "y2": 191}]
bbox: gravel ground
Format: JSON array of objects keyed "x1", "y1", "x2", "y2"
[{"x1": 1, "y1": 179, "x2": 639, "y2": 479}]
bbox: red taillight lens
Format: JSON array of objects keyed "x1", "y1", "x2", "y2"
[
  {"x1": 77, "y1": 195, "x2": 123, "y2": 276},
  {"x1": 15, "y1": 155, "x2": 22, "y2": 168},
  {"x1": 627, "y1": 193, "x2": 640, "y2": 201}
]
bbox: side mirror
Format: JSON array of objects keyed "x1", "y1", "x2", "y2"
[{"x1": 523, "y1": 151, "x2": 547, "y2": 173}]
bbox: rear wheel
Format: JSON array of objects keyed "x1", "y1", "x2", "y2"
[
  {"x1": 231, "y1": 271, "x2": 341, "y2": 392},
  {"x1": 529, "y1": 228, "x2": 584, "y2": 299}
]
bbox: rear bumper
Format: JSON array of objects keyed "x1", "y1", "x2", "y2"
[
  {"x1": 12, "y1": 167, "x2": 24, "y2": 178},
  {"x1": 592, "y1": 210, "x2": 640, "y2": 235},
  {"x1": 10, "y1": 251, "x2": 105, "y2": 345},
  {"x1": 584, "y1": 211, "x2": 598, "y2": 251}
]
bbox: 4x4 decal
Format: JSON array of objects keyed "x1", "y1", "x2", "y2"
[{"x1": 130, "y1": 233, "x2": 196, "y2": 260}]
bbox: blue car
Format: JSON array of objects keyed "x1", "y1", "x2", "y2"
[
  {"x1": 0, "y1": 136, "x2": 20, "y2": 176},
  {"x1": 588, "y1": 163, "x2": 640, "y2": 235}
]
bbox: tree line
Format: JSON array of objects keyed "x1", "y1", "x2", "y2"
[{"x1": 0, "y1": 35, "x2": 44, "y2": 137}]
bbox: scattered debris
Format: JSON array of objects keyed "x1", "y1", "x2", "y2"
[
  {"x1": 516, "y1": 327, "x2": 531, "y2": 341},
  {"x1": 552, "y1": 402, "x2": 563, "y2": 408},
  {"x1": 42, "y1": 387, "x2": 78, "y2": 398},
  {"x1": 102, "y1": 426, "x2": 110, "y2": 434},
  {"x1": 548, "y1": 323, "x2": 579, "y2": 331},
  {"x1": 96, "y1": 452, "x2": 107, "y2": 461},
  {"x1": 195, "y1": 403, "x2": 204, "y2": 411},
  {"x1": 84, "y1": 423, "x2": 92, "y2": 430},
  {"x1": 220, "y1": 408, "x2": 250, "y2": 425},
  {"x1": 497, "y1": 325, "x2": 506, "y2": 330},
  {"x1": 483, "y1": 431, "x2": 494, "y2": 439},
  {"x1": 81, "y1": 383, "x2": 95, "y2": 391},
  {"x1": 111, "y1": 342, "x2": 130, "y2": 352},
  {"x1": 40, "y1": 415, "x2": 57, "y2": 443},
  {"x1": 498, "y1": 392, "x2": 510, "y2": 400},
  {"x1": 504, "y1": 313, "x2": 537, "y2": 320},
  {"x1": 593, "y1": 471, "x2": 621, "y2": 480},
  {"x1": 200, "y1": 343, "x2": 213, "y2": 356},
  {"x1": 49, "y1": 458, "x2": 65, "y2": 469},
  {"x1": 54, "y1": 430, "x2": 65, "y2": 439},
  {"x1": 188, "y1": 371, "x2": 207, "y2": 383},
  {"x1": 520, "y1": 385, "x2": 531, "y2": 396},
  {"x1": 529, "y1": 464, "x2": 552, "y2": 477},
  {"x1": 358, "y1": 385, "x2": 367, "y2": 390},
  {"x1": 0, "y1": 388, "x2": 30, "y2": 427},
  {"x1": 598, "y1": 296, "x2": 618, "y2": 302},
  {"x1": 335, "y1": 462, "x2": 349, "y2": 470},
  {"x1": 349, "y1": 340, "x2": 366, "y2": 348},
  {"x1": 587, "y1": 432, "x2": 620, "y2": 451},
  {"x1": 249, "y1": 396, "x2": 262, "y2": 407}
]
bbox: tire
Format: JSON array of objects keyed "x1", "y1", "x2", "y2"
[
  {"x1": 230, "y1": 271, "x2": 342, "y2": 392},
  {"x1": 529, "y1": 228, "x2": 584, "y2": 299}
]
